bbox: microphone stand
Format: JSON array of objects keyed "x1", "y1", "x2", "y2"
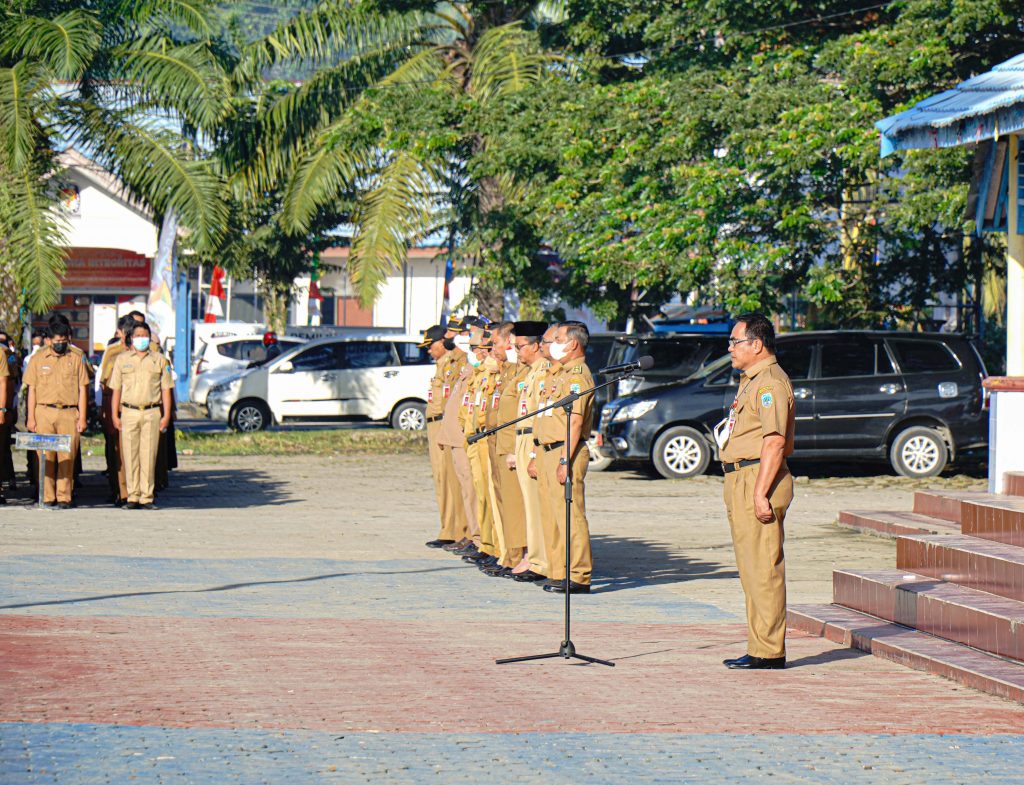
[{"x1": 468, "y1": 366, "x2": 642, "y2": 667}]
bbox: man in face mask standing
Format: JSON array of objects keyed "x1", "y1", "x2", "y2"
[
  {"x1": 110, "y1": 322, "x2": 173, "y2": 510},
  {"x1": 534, "y1": 321, "x2": 596, "y2": 594},
  {"x1": 0, "y1": 334, "x2": 11, "y2": 504},
  {"x1": 23, "y1": 322, "x2": 90, "y2": 508},
  {"x1": 436, "y1": 317, "x2": 482, "y2": 556}
]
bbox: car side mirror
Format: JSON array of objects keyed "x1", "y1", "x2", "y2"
[{"x1": 276, "y1": 360, "x2": 294, "y2": 373}]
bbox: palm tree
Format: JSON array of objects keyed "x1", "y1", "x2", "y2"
[
  {"x1": 253, "y1": 1, "x2": 567, "y2": 310},
  {"x1": 0, "y1": 0, "x2": 231, "y2": 331}
]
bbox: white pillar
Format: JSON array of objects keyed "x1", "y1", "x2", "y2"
[{"x1": 1008, "y1": 135, "x2": 1024, "y2": 375}]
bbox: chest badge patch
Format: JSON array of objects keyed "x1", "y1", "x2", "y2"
[
  {"x1": 570, "y1": 383, "x2": 581, "y2": 394},
  {"x1": 761, "y1": 391, "x2": 773, "y2": 408}
]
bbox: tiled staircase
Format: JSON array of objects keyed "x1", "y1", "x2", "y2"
[{"x1": 790, "y1": 472, "x2": 1024, "y2": 702}]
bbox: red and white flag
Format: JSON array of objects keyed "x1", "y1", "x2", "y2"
[{"x1": 204, "y1": 266, "x2": 226, "y2": 323}]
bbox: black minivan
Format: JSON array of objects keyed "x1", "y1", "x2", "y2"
[{"x1": 599, "y1": 331, "x2": 988, "y2": 479}]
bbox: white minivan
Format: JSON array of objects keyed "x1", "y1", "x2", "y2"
[{"x1": 206, "y1": 335, "x2": 434, "y2": 432}]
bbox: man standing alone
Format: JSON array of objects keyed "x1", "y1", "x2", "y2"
[
  {"x1": 110, "y1": 323, "x2": 173, "y2": 510},
  {"x1": 719, "y1": 313, "x2": 796, "y2": 670}
]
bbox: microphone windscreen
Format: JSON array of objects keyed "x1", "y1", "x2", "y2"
[{"x1": 638, "y1": 355, "x2": 655, "y2": 370}]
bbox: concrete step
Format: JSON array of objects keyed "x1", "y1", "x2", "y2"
[
  {"x1": 789, "y1": 603, "x2": 1024, "y2": 703},
  {"x1": 833, "y1": 568, "x2": 1024, "y2": 662},
  {"x1": 837, "y1": 510, "x2": 960, "y2": 538},
  {"x1": 897, "y1": 533, "x2": 1024, "y2": 602},
  {"x1": 961, "y1": 495, "x2": 1024, "y2": 548},
  {"x1": 912, "y1": 490, "x2": 997, "y2": 524}
]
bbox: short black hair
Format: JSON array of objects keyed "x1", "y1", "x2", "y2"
[
  {"x1": 131, "y1": 322, "x2": 152, "y2": 337},
  {"x1": 735, "y1": 313, "x2": 775, "y2": 352},
  {"x1": 48, "y1": 312, "x2": 71, "y2": 328},
  {"x1": 128, "y1": 310, "x2": 146, "y2": 322},
  {"x1": 50, "y1": 323, "x2": 71, "y2": 339},
  {"x1": 32, "y1": 327, "x2": 50, "y2": 340},
  {"x1": 118, "y1": 314, "x2": 137, "y2": 335}
]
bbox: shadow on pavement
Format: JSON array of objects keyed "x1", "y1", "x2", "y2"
[
  {"x1": 785, "y1": 647, "x2": 870, "y2": 668},
  {"x1": 591, "y1": 533, "x2": 737, "y2": 593}
]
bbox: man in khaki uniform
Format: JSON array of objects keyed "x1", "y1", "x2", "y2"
[
  {"x1": 719, "y1": 313, "x2": 795, "y2": 670},
  {"x1": 0, "y1": 341, "x2": 11, "y2": 505},
  {"x1": 534, "y1": 321, "x2": 595, "y2": 594},
  {"x1": 100, "y1": 316, "x2": 133, "y2": 505},
  {"x1": 436, "y1": 317, "x2": 482, "y2": 556},
  {"x1": 421, "y1": 323, "x2": 468, "y2": 548},
  {"x1": 507, "y1": 321, "x2": 549, "y2": 582},
  {"x1": 23, "y1": 322, "x2": 90, "y2": 508},
  {"x1": 111, "y1": 322, "x2": 173, "y2": 510},
  {"x1": 463, "y1": 330, "x2": 499, "y2": 566}
]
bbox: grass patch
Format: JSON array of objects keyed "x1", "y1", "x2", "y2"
[{"x1": 81, "y1": 429, "x2": 427, "y2": 457}]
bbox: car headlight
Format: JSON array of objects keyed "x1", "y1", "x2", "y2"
[
  {"x1": 210, "y1": 377, "x2": 242, "y2": 396},
  {"x1": 612, "y1": 400, "x2": 658, "y2": 422}
]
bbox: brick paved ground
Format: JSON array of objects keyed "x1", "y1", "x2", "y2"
[{"x1": 1, "y1": 453, "x2": 1021, "y2": 784}]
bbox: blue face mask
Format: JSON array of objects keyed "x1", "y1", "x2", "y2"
[{"x1": 133, "y1": 337, "x2": 150, "y2": 352}]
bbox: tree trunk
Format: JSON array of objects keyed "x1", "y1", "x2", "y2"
[
  {"x1": 0, "y1": 254, "x2": 22, "y2": 340},
  {"x1": 261, "y1": 281, "x2": 291, "y2": 333}
]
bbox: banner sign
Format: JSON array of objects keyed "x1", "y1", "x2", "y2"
[
  {"x1": 147, "y1": 211, "x2": 179, "y2": 343},
  {"x1": 63, "y1": 248, "x2": 151, "y2": 290},
  {"x1": 15, "y1": 433, "x2": 73, "y2": 453}
]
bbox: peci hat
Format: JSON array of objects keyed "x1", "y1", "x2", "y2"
[
  {"x1": 512, "y1": 320, "x2": 547, "y2": 338},
  {"x1": 417, "y1": 324, "x2": 446, "y2": 348},
  {"x1": 446, "y1": 315, "x2": 464, "y2": 331}
]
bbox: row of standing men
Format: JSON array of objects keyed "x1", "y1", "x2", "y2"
[
  {"x1": 420, "y1": 316, "x2": 597, "y2": 594},
  {"x1": 0, "y1": 313, "x2": 174, "y2": 509}
]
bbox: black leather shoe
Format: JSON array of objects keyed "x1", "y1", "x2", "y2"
[
  {"x1": 483, "y1": 565, "x2": 512, "y2": 578},
  {"x1": 57, "y1": 502, "x2": 73, "y2": 510},
  {"x1": 724, "y1": 654, "x2": 785, "y2": 670},
  {"x1": 140, "y1": 503, "x2": 158, "y2": 510},
  {"x1": 126, "y1": 502, "x2": 141, "y2": 510},
  {"x1": 453, "y1": 542, "x2": 478, "y2": 555},
  {"x1": 443, "y1": 539, "x2": 470, "y2": 552},
  {"x1": 425, "y1": 539, "x2": 456, "y2": 549},
  {"x1": 512, "y1": 570, "x2": 546, "y2": 583},
  {"x1": 462, "y1": 550, "x2": 490, "y2": 563},
  {"x1": 542, "y1": 579, "x2": 591, "y2": 594},
  {"x1": 476, "y1": 556, "x2": 500, "y2": 570}
]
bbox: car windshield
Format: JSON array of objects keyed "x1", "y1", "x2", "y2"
[{"x1": 685, "y1": 352, "x2": 732, "y2": 382}]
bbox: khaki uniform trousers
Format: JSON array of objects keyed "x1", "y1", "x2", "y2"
[
  {"x1": 537, "y1": 446, "x2": 592, "y2": 585},
  {"x1": 449, "y1": 445, "x2": 481, "y2": 546},
  {"x1": 428, "y1": 421, "x2": 467, "y2": 541},
  {"x1": 724, "y1": 464, "x2": 794, "y2": 659},
  {"x1": 104, "y1": 429, "x2": 128, "y2": 501},
  {"x1": 33, "y1": 406, "x2": 79, "y2": 504},
  {"x1": 120, "y1": 406, "x2": 161, "y2": 504},
  {"x1": 468, "y1": 439, "x2": 497, "y2": 556},
  {"x1": 489, "y1": 438, "x2": 525, "y2": 566},
  {"x1": 516, "y1": 436, "x2": 548, "y2": 577},
  {"x1": 0, "y1": 422, "x2": 14, "y2": 484}
]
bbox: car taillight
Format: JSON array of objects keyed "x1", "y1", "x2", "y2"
[{"x1": 196, "y1": 359, "x2": 207, "y2": 375}]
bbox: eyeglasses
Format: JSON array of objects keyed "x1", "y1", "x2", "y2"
[
  {"x1": 540, "y1": 339, "x2": 555, "y2": 345},
  {"x1": 514, "y1": 342, "x2": 531, "y2": 350},
  {"x1": 727, "y1": 338, "x2": 754, "y2": 347}
]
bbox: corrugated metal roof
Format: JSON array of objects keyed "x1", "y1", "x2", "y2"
[{"x1": 876, "y1": 53, "x2": 1024, "y2": 156}]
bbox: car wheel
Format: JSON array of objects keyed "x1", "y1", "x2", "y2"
[
  {"x1": 588, "y1": 442, "x2": 614, "y2": 472},
  {"x1": 230, "y1": 399, "x2": 270, "y2": 432},
  {"x1": 890, "y1": 426, "x2": 949, "y2": 478},
  {"x1": 651, "y1": 426, "x2": 712, "y2": 479},
  {"x1": 391, "y1": 401, "x2": 427, "y2": 431}
]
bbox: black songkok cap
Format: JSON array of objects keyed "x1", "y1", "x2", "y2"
[
  {"x1": 513, "y1": 320, "x2": 547, "y2": 338},
  {"x1": 417, "y1": 324, "x2": 446, "y2": 348}
]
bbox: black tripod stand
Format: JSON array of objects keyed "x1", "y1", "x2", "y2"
[{"x1": 468, "y1": 370, "x2": 638, "y2": 667}]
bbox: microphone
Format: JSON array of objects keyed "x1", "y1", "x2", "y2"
[{"x1": 599, "y1": 355, "x2": 654, "y2": 374}]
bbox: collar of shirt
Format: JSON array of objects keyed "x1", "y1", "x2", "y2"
[
  {"x1": 740, "y1": 356, "x2": 778, "y2": 381},
  {"x1": 530, "y1": 357, "x2": 548, "y2": 370}
]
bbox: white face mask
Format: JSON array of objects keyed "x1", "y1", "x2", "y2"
[
  {"x1": 550, "y1": 341, "x2": 569, "y2": 361},
  {"x1": 453, "y1": 335, "x2": 470, "y2": 353},
  {"x1": 467, "y1": 350, "x2": 482, "y2": 367},
  {"x1": 505, "y1": 347, "x2": 518, "y2": 363}
]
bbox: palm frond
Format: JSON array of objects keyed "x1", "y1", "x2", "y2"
[
  {"x1": 0, "y1": 10, "x2": 102, "y2": 81},
  {"x1": 378, "y1": 46, "x2": 456, "y2": 92},
  {"x1": 115, "y1": 37, "x2": 231, "y2": 132},
  {"x1": 69, "y1": 102, "x2": 228, "y2": 251},
  {"x1": 0, "y1": 61, "x2": 48, "y2": 170},
  {"x1": 530, "y1": 1, "x2": 570, "y2": 25},
  {"x1": 127, "y1": 0, "x2": 216, "y2": 38},
  {"x1": 0, "y1": 160, "x2": 68, "y2": 313},
  {"x1": 468, "y1": 22, "x2": 550, "y2": 103},
  {"x1": 279, "y1": 134, "x2": 369, "y2": 233},
  {"x1": 348, "y1": 151, "x2": 440, "y2": 305}
]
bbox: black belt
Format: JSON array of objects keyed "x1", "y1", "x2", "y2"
[
  {"x1": 722, "y1": 459, "x2": 760, "y2": 473},
  {"x1": 121, "y1": 403, "x2": 161, "y2": 411},
  {"x1": 540, "y1": 440, "x2": 565, "y2": 452},
  {"x1": 40, "y1": 404, "x2": 77, "y2": 410},
  {"x1": 426, "y1": 415, "x2": 443, "y2": 424},
  {"x1": 516, "y1": 427, "x2": 533, "y2": 435}
]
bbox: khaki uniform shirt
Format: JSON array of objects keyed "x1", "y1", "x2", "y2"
[
  {"x1": 70, "y1": 344, "x2": 95, "y2": 381},
  {"x1": 427, "y1": 351, "x2": 455, "y2": 418},
  {"x1": 495, "y1": 362, "x2": 530, "y2": 455},
  {"x1": 100, "y1": 343, "x2": 126, "y2": 390},
  {"x1": 462, "y1": 365, "x2": 489, "y2": 437},
  {"x1": 436, "y1": 359, "x2": 472, "y2": 447},
  {"x1": 0, "y1": 349, "x2": 8, "y2": 379},
  {"x1": 23, "y1": 347, "x2": 90, "y2": 406},
  {"x1": 719, "y1": 356, "x2": 795, "y2": 463},
  {"x1": 110, "y1": 350, "x2": 173, "y2": 407},
  {"x1": 536, "y1": 359, "x2": 594, "y2": 446}
]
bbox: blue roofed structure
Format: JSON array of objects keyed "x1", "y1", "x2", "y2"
[{"x1": 877, "y1": 53, "x2": 1024, "y2": 157}]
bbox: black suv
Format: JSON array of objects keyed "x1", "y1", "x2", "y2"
[{"x1": 599, "y1": 331, "x2": 988, "y2": 479}]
